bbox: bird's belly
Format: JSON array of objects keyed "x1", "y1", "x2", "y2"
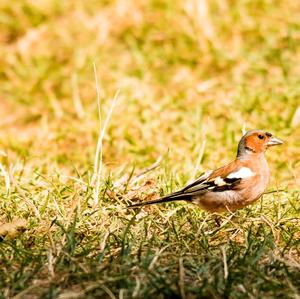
[
  {"x1": 239, "y1": 174, "x2": 269, "y2": 204},
  {"x1": 192, "y1": 191, "x2": 244, "y2": 212}
]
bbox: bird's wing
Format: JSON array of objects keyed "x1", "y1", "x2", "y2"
[
  {"x1": 181, "y1": 175, "x2": 241, "y2": 196},
  {"x1": 181, "y1": 161, "x2": 247, "y2": 196}
]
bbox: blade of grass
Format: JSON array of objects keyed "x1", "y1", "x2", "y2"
[{"x1": 92, "y1": 63, "x2": 120, "y2": 206}]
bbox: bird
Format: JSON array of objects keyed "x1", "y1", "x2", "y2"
[{"x1": 128, "y1": 130, "x2": 283, "y2": 212}]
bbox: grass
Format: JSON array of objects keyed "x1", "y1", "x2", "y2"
[{"x1": 0, "y1": 0, "x2": 299, "y2": 298}]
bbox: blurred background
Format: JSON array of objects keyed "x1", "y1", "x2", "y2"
[{"x1": 0, "y1": 0, "x2": 299, "y2": 187}]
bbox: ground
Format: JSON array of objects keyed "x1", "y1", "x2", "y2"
[{"x1": 0, "y1": 0, "x2": 299, "y2": 298}]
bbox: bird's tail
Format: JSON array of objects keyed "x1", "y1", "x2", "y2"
[{"x1": 127, "y1": 193, "x2": 192, "y2": 208}]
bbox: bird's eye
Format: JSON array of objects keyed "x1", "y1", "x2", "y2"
[{"x1": 258, "y1": 134, "x2": 264, "y2": 139}]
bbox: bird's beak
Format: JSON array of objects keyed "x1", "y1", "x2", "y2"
[{"x1": 266, "y1": 136, "x2": 284, "y2": 146}]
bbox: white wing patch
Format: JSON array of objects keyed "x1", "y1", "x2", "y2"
[
  {"x1": 227, "y1": 167, "x2": 255, "y2": 179},
  {"x1": 214, "y1": 176, "x2": 226, "y2": 186}
]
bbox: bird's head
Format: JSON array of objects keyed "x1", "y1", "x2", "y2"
[{"x1": 237, "y1": 130, "x2": 283, "y2": 158}]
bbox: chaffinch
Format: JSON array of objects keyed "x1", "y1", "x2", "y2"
[{"x1": 128, "y1": 130, "x2": 283, "y2": 212}]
